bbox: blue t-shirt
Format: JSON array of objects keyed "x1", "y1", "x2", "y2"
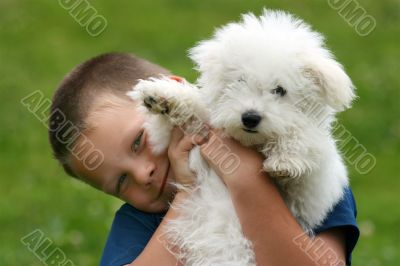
[{"x1": 100, "y1": 187, "x2": 359, "y2": 266}]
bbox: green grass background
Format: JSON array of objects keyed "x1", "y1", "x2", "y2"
[{"x1": 0, "y1": 0, "x2": 399, "y2": 265}]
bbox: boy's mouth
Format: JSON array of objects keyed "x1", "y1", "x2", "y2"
[{"x1": 157, "y1": 163, "x2": 170, "y2": 199}]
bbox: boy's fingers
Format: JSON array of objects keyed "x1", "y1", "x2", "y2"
[
  {"x1": 192, "y1": 131, "x2": 209, "y2": 145},
  {"x1": 169, "y1": 126, "x2": 196, "y2": 153},
  {"x1": 170, "y1": 125, "x2": 211, "y2": 153},
  {"x1": 170, "y1": 126, "x2": 184, "y2": 145},
  {"x1": 178, "y1": 134, "x2": 196, "y2": 152}
]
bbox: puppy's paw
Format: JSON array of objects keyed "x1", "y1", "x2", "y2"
[
  {"x1": 263, "y1": 157, "x2": 311, "y2": 179},
  {"x1": 128, "y1": 77, "x2": 206, "y2": 127},
  {"x1": 128, "y1": 78, "x2": 178, "y2": 115},
  {"x1": 143, "y1": 95, "x2": 172, "y2": 115}
]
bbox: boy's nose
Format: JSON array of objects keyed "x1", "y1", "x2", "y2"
[
  {"x1": 131, "y1": 163, "x2": 155, "y2": 187},
  {"x1": 142, "y1": 170, "x2": 155, "y2": 186}
]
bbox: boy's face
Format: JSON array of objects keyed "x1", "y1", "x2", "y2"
[{"x1": 70, "y1": 99, "x2": 176, "y2": 213}]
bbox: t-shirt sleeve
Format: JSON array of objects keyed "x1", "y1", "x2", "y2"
[
  {"x1": 314, "y1": 187, "x2": 360, "y2": 266},
  {"x1": 100, "y1": 203, "x2": 164, "y2": 266}
]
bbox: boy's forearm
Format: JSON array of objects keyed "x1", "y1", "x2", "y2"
[
  {"x1": 129, "y1": 191, "x2": 188, "y2": 266},
  {"x1": 226, "y1": 173, "x2": 343, "y2": 265}
]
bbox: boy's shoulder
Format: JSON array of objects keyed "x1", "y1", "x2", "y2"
[
  {"x1": 314, "y1": 187, "x2": 360, "y2": 265},
  {"x1": 100, "y1": 204, "x2": 165, "y2": 266},
  {"x1": 117, "y1": 203, "x2": 166, "y2": 219},
  {"x1": 315, "y1": 187, "x2": 358, "y2": 232},
  {"x1": 113, "y1": 203, "x2": 166, "y2": 233}
]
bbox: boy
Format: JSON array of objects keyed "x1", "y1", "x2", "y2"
[{"x1": 49, "y1": 53, "x2": 359, "y2": 265}]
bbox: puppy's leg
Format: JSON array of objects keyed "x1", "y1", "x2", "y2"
[
  {"x1": 262, "y1": 132, "x2": 319, "y2": 179},
  {"x1": 129, "y1": 78, "x2": 208, "y2": 133}
]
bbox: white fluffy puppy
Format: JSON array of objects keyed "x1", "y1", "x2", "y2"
[{"x1": 128, "y1": 9, "x2": 356, "y2": 266}]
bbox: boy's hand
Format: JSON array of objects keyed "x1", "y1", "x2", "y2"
[
  {"x1": 168, "y1": 126, "x2": 208, "y2": 187},
  {"x1": 199, "y1": 129, "x2": 265, "y2": 188}
]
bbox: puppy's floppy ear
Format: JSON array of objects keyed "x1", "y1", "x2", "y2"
[{"x1": 302, "y1": 55, "x2": 356, "y2": 111}]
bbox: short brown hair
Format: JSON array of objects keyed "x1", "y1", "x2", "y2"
[{"x1": 49, "y1": 52, "x2": 170, "y2": 177}]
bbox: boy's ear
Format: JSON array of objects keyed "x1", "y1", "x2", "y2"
[{"x1": 302, "y1": 55, "x2": 356, "y2": 111}]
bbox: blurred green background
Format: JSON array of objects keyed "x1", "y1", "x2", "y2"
[{"x1": 0, "y1": 0, "x2": 398, "y2": 265}]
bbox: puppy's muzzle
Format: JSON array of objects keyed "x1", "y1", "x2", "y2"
[{"x1": 241, "y1": 111, "x2": 262, "y2": 130}]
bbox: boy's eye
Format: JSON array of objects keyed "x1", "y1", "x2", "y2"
[
  {"x1": 116, "y1": 174, "x2": 127, "y2": 195},
  {"x1": 132, "y1": 130, "x2": 144, "y2": 152}
]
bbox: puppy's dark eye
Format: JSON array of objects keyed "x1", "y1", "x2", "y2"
[
  {"x1": 238, "y1": 76, "x2": 246, "y2": 83},
  {"x1": 271, "y1": 86, "x2": 287, "y2": 96}
]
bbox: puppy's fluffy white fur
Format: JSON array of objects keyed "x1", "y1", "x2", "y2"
[{"x1": 128, "y1": 9, "x2": 355, "y2": 266}]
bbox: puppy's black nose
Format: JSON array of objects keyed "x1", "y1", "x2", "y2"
[{"x1": 241, "y1": 111, "x2": 262, "y2": 128}]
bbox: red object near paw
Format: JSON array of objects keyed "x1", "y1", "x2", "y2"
[{"x1": 169, "y1": 75, "x2": 184, "y2": 83}]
